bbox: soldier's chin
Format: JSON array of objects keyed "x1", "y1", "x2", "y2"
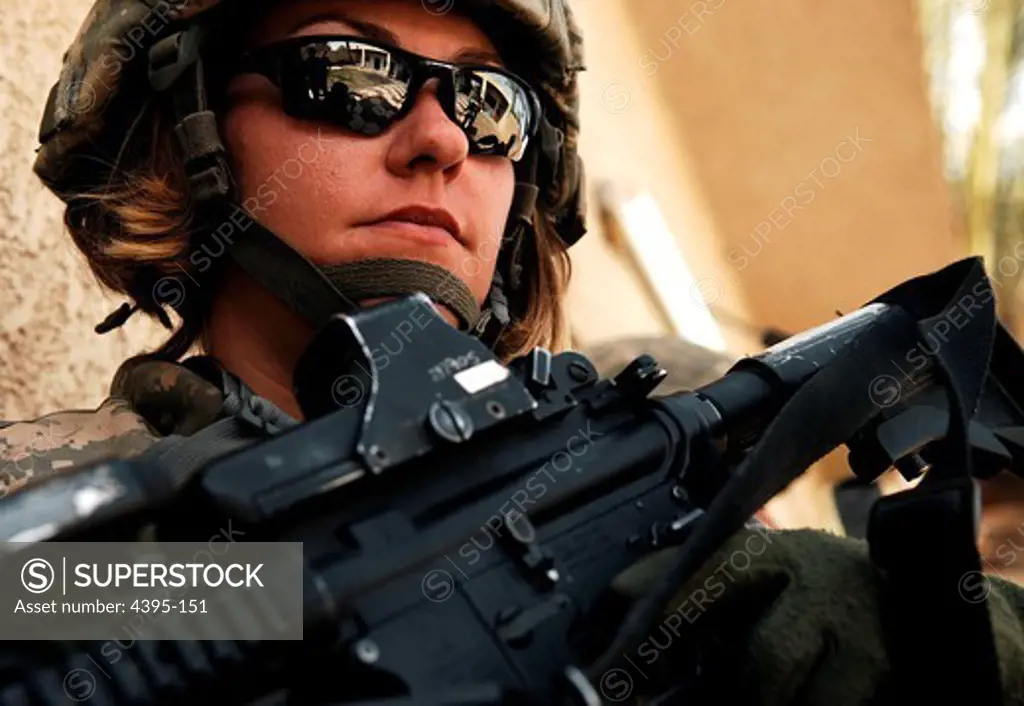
[{"x1": 357, "y1": 296, "x2": 460, "y2": 328}]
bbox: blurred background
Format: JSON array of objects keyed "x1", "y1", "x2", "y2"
[{"x1": 2, "y1": 0, "x2": 1023, "y2": 581}]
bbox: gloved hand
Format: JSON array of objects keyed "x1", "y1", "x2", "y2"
[{"x1": 609, "y1": 526, "x2": 1024, "y2": 706}]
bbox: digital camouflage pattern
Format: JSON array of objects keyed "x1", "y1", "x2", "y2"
[
  {"x1": 0, "y1": 359, "x2": 226, "y2": 496},
  {"x1": 109, "y1": 355, "x2": 225, "y2": 436},
  {"x1": 33, "y1": 0, "x2": 588, "y2": 242}
]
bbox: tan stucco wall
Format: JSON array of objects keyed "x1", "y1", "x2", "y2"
[
  {"x1": 567, "y1": 0, "x2": 962, "y2": 357},
  {"x1": 0, "y1": 0, "x2": 169, "y2": 421},
  {"x1": 626, "y1": 0, "x2": 963, "y2": 334},
  {"x1": 565, "y1": 0, "x2": 759, "y2": 355}
]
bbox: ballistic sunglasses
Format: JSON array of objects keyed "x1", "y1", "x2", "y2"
[{"x1": 232, "y1": 34, "x2": 541, "y2": 162}]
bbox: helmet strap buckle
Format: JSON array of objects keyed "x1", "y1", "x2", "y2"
[
  {"x1": 148, "y1": 25, "x2": 209, "y2": 93},
  {"x1": 174, "y1": 110, "x2": 233, "y2": 204},
  {"x1": 150, "y1": 24, "x2": 234, "y2": 207}
]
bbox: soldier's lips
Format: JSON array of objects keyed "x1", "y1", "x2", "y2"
[
  {"x1": 359, "y1": 220, "x2": 455, "y2": 247},
  {"x1": 357, "y1": 205, "x2": 464, "y2": 247}
]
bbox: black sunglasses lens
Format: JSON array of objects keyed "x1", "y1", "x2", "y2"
[
  {"x1": 453, "y1": 69, "x2": 534, "y2": 160},
  {"x1": 264, "y1": 38, "x2": 536, "y2": 159},
  {"x1": 281, "y1": 39, "x2": 414, "y2": 135}
]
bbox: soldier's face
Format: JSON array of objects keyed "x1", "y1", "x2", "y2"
[{"x1": 220, "y1": 0, "x2": 515, "y2": 320}]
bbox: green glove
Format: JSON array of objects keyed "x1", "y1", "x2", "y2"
[{"x1": 609, "y1": 526, "x2": 1024, "y2": 706}]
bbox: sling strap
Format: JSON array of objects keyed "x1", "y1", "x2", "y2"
[
  {"x1": 866, "y1": 258, "x2": 1001, "y2": 705},
  {"x1": 587, "y1": 258, "x2": 1004, "y2": 704},
  {"x1": 137, "y1": 357, "x2": 299, "y2": 487}
]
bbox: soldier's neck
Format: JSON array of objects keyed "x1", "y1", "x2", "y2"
[{"x1": 204, "y1": 266, "x2": 314, "y2": 422}]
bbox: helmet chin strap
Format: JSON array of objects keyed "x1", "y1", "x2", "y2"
[
  {"x1": 214, "y1": 182, "x2": 539, "y2": 344},
  {"x1": 219, "y1": 207, "x2": 485, "y2": 332},
  {"x1": 94, "y1": 178, "x2": 536, "y2": 348}
]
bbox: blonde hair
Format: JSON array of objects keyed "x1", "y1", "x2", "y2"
[{"x1": 65, "y1": 94, "x2": 573, "y2": 364}]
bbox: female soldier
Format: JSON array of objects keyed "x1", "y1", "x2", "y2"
[
  {"x1": 7, "y1": 0, "x2": 1024, "y2": 703},
  {"x1": 15, "y1": 0, "x2": 586, "y2": 477}
]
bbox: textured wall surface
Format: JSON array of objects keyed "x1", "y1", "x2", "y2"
[
  {"x1": 628, "y1": 0, "x2": 961, "y2": 335},
  {"x1": 0, "y1": 0, "x2": 166, "y2": 421}
]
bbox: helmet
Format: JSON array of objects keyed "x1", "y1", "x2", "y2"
[{"x1": 33, "y1": 0, "x2": 588, "y2": 355}]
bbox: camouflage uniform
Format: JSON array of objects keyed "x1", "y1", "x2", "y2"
[{"x1": 0, "y1": 356, "x2": 232, "y2": 495}]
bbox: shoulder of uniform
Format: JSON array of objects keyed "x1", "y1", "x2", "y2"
[{"x1": 0, "y1": 397, "x2": 160, "y2": 497}]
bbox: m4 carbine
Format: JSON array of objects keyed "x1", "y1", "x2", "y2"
[{"x1": 0, "y1": 257, "x2": 1022, "y2": 705}]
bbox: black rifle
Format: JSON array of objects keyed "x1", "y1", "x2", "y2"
[{"x1": 1, "y1": 257, "x2": 1023, "y2": 705}]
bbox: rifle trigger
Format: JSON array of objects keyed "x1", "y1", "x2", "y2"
[
  {"x1": 649, "y1": 509, "x2": 704, "y2": 548},
  {"x1": 493, "y1": 593, "x2": 575, "y2": 648},
  {"x1": 499, "y1": 512, "x2": 559, "y2": 588}
]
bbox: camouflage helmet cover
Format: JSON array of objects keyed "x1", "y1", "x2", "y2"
[{"x1": 33, "y1": 0, "x2": 588, "y2": 244}]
